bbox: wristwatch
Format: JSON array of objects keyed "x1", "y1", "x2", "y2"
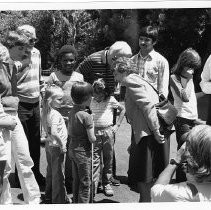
[{"x1": 170, "y1": 158, "x2": 181, "y2": 166}]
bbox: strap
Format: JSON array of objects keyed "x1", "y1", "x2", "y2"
[{"x1": 186, "y1": 182, "x2": 200, "y2": 201}]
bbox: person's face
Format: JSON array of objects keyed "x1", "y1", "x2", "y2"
[
  {"x1": 107, "y1": 51, "x2": 132, "y2": 67},
  {"x1": 181, "y1": 67, "x2": 194, "y2": 79},
  {"x1": 139, "y1": 36, "x2": 155, "y2": 53},
  {"x1": 9, "y1": 45, "x2": 29, "y2": 61},
  {"x1": 113, "y1": 70, "x2": 127, "y2": 84},
  {"x1": 93, "y1": 92, "x2": 105, "y2": 102},
  {"x1": 60, "y1": 53, "x2": 76, "y2": 74},
  {"x1": 28, "y1": 35, "x2": 38, "y2": 48},
  {"x1": 51, "y1": 93, "x2": 64, "y2": 109}
]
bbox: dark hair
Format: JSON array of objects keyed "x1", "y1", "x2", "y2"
[
  {"x1": 139, "y1": 26, "x2": 158, "y2": 43},
  {"x1": 58, "y1": 45, "x2": 77, "y2": 58},
  {"x1": 172, "y1": 48, "x2": 201, "y2": 76},
  {"x1": 71, "y1": 81, "x2": 93, "y2": 105},
  {"x1": 93, "y1": 78, "x2": 111, "y2": 100}
]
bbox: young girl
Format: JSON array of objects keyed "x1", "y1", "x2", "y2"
[
  {"x1": 41, "y1": 85, "x2": 68, "y2": 204},
  {"x1": 90, "y1": 78, "x2": 125, "y2": 197},
  {"x1": 170, "y1": 48, "x2": 205, "y2": 182},
  {"x1": 68, "y1": 81, "x2": 96, "y2": 203}
]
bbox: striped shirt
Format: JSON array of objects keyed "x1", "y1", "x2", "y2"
[
  {"x1": 76, "y1": 50, "x2": 116, "y2": 93},
  {"x1": 90, "y1": 96, "x2": 120, "y2": 127},
  {"x1": 16, "y1": 47, "x2": 45, "y2": 103}
]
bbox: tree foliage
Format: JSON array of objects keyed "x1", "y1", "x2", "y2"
[{"x1": 0, "y1": 8, "x2": 210, "y2": 90}]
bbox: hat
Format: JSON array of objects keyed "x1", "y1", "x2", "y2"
[{"x1": 58, "y1": 45, "x2": 77, "y2": 56}]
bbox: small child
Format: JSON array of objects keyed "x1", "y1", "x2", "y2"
[
  {"x1": 90, "y1": 78, "x2": 125, "y2": 197},
  {"x1": 170, "y1": 48, "x2": 205, "y2": 182},
  {"x1": 41, "y1": 85, "x2": 68, "y2": 204},
  {"x1": 68, "y1": 81, "x2": 96, "y2": 203}
]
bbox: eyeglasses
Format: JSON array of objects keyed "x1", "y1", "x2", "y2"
[
  {"x1": 29, "y1": 38, "x2": 39, "y2": 44},
  {"x1": 112, "y1": 56, "x2": 118, "y2": 62}
]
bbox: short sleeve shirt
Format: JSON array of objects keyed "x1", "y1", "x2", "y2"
[
  {"x1": 47, "y1": 109, "x2": 68, "y2": 148},
  {"x1": 68, "y1": 105, "x2": 93, "y2": 151},
  {"x1": 90, "y1": 96, "x2": 120, "y2": 127}
]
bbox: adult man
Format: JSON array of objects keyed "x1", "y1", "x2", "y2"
[
  {"x1": 76, "y1": 41, "x2": 132, "y2": 193},
  {"x1": 16, "y1": 25, "x2": 45, "y2": 186},
  {"x1": 200, "y1": 54, "x2": 211, "y2": 125},
  {"x1": 128, "y1": 26, "x2": 170, "y2": 196},
  {"x1": 131, "y1": 26, "x2": 169, "y2": 98}
]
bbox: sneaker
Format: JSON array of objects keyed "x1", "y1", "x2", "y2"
[
  {"x1": 103, "y1": 184, "x2": 114, "y2": 197},
  {"x1": 110, "y1": 177, "x2": 120, "y2": 186}
]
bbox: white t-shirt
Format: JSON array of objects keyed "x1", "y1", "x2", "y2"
[
  {"x1": 170, "y1": 75, "x2": 198, "y2": 120},
  {"x1": 90, "y1": 96, "x2": 120, "y2": 127},
  {"x1": 46, "y1": 109, "x2": 68, "y2": 148},
  {"x1": 151, "y1": 182, "x2": 211, "y2": 202}
]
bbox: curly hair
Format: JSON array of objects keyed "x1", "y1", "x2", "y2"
[
  {"x1": 111, "y1": 56, "x2": 139, "y2": 75},
  {"x1": 171, "y1": 48, "x2": 201, "y2": 76},
  {"x1": 92, "y1": 78, "x2": 111, "y2": 100},
  {"x1": 184, "y1": 125, "x2": 211, "y2": 182}
]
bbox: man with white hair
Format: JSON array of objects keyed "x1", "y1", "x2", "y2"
[
  {"x1": 15, "y1": 24, "x2": 45, "y2": 187},
  {"x1": 76, "y1": 41, "x2": 132, "y2": 195},
  {"x1": 76, "y1": 41, "x2": 132, "y2": 93}
]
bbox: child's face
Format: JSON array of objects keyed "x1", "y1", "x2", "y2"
[
  {"x1": 181, "y1": 67, "x2": 194, "y2": 79},
  {"x1": 93, "y1": 92, "x2": 105, "y2": 102},
  {"x1": 60, "y1": 53, "x2": 76, "y2": 74},
  {"x1": 51, "y1": 93, "x2": 64, "y2": 109}
]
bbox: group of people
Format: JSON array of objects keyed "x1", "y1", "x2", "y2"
[{"x1": 0, "y1": 23, "x2": 211, "y2": 205}]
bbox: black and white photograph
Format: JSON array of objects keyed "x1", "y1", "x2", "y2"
[{"x1": 0, "y1": 0, "x2": 211, "y2": 208}]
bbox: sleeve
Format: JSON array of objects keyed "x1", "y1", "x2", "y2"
[
  {"x1": 200, "y1": 55, "x2": 211, "y2": 94},
  {"x1": 157, "y1": 58, "x2": 169, "y2": 98},
  {"x1": 75, "y1": 57, "x2": 92, "y2": 83},
  {"x1": 126, "y1": 76, "x2": 160, "y2": 132},
  {"x1": 110, "y1": 96, "x2": 120, "y2": 109},
  {"x1": 79, "y1": 111, "x2": 94, "y2": 129},
  {"x1": 151, "y1": 184, "x2": 175, "y2": 202}
]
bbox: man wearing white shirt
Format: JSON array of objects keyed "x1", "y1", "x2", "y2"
[{"x1": 131, "y1": 26, "x2": 169, "y2": 98}]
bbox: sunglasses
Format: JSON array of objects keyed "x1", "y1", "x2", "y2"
[{"x1": 29, "y1": 38, "x2": 39, "y2": 44}]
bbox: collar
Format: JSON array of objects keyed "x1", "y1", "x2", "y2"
[{"x1": 138, "y1": 49, "x2": 155, "y2": 61}]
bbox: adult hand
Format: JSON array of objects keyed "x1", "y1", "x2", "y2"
[
  {"x1": 4, "y1": 117, "x2": 17, "y2": 131},
  {"x1": 1, "y1": 96, "x2": 19, "y2": 110},
  {"x1": 175, "y1": 142, "x2": 186, "y2": 164},
  {"x1": 154, "y1": 130, "x2": 165, "y2": 144}
]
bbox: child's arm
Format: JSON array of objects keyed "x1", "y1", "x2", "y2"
[
  {"x1": 0, "y1": 116, "x2": 17, "y2": 131},
  {"x1": 87, "y1": 127, "x2": 96, "y2": 143},
  {"x1": 112, "y1": 102, "x2": 126, "y2": 134}
]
